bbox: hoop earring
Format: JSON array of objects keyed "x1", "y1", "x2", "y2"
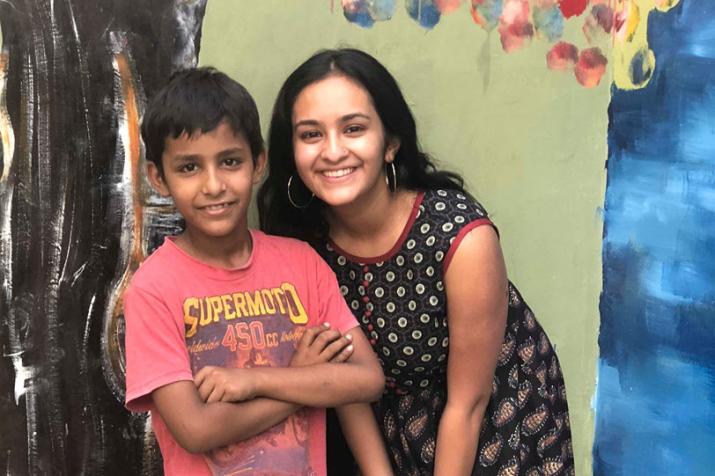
[
  {"x1": 385, "y1": 162, "x2": 397, "y2": 192},
  {"x1": 287, "y1": 175, "x2": 314, "y2": 209}
]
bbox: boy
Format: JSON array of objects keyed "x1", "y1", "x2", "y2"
[{"x1": 124, "y1": 68, "x2": 384, "y2": 476}]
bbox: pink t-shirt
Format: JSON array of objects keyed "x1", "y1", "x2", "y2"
[{"x1": 124, "y1": 230, "x2": 358, "y2": 476}]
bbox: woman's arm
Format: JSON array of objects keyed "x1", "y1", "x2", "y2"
[
  {"x1": 433, "y1": 225, "x2": 508, "y2": 476},
  {"x1": 337, "y1": 403, "x2": 394, "y2": 476}
]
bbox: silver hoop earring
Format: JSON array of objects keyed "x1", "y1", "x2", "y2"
[
  {"x1": 385, "y1": 162, "x2": 397, "y2": 192},
  {"x1": 287, "y1": 175, "x2": 314, "y2": 209}
]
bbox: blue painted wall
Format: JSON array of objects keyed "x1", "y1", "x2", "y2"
[{"x1": 594, "y1": 2, "x2": 715, "y2": 475}]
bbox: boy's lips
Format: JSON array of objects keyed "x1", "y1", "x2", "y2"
[{"x1": 198, "y1": 201, "x2": 236, "y2": 215}]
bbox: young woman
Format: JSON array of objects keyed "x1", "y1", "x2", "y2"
[{"x1": 258, "y1": 48, "x2": 574, "y2": 476}]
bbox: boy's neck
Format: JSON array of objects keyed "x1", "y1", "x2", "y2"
[{"x1": 174, "y1": 226, "x2": 253, "y2": 269}]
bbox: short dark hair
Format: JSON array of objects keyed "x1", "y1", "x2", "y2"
[
  {"x1": 258, "y1": 48, "x2": 465, "y2": 242},
  {"x1": 141, "y1": 67, "x2": 264, "y2": 174}
]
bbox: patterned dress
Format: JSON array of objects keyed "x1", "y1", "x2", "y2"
[{"x1": 319, "y1": 189, "x2": 574, "y2": 476}]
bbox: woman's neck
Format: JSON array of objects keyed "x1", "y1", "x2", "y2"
[{"x1": 326, "y1": 186, "x2": 417, "y2": 257}]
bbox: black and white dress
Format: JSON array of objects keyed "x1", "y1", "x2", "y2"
[{"x1": 319, "y1": 189, "x2": 574, "y2": 476}]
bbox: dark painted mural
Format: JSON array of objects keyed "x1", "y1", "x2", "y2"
[{"x1": 0, "y1": 1, "x2": 206, "y2": 473}]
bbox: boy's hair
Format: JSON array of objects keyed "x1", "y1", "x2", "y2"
[{"x1": 141, "y1": 67, "x2": 264, "y2": 174}]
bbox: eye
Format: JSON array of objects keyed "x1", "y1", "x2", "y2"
[
  {"x1": 179, "y1": 163, "x2": 197, "y2": 173},
  {"x1": 222, "y1": 157, "x2": 241, "y2": 167},
  {"x1": 345, "y1": 124, "x2": 366, "y2": 135},
  {"x1": 298, "y1": 130, "x2": 322, "y2": 141}
]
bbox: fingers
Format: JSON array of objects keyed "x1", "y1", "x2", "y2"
[
  {"x1": 330, "y1": 341, "x2": 354, "y2": 363},
  {"x1": 321, "y1": 332, "x2": 353, "y2": 361},
  {"x1": 206, "y1": 386, "x2": 225, "y2": 404},
  {"x1": 311, "y1": 327, "x2": 342, "y2": 352},
  {"x1": 296, "y1": 323, "x2": 331, "y2": 350}
]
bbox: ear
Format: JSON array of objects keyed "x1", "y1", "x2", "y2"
[
  {"x1": 146, "y1": 162, "x2": 171, "y2": 197},
  {"x1": 252, "y1": 151, "x2": 267, "y2": 184},
  {"x1": 385, "y1": 137, "x2": 401, "y2": 163}
]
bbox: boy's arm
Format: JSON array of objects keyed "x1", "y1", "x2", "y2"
[
  {"x1": 336, "y1": 403, "x2": 394, "y2": 476},
  {"x1": 152, "y1": 382, "x2": 299, "y2": 454},
  {"x1": 196, "y1": 326, "x2": 384, "y2": 407},
  {"x1": 153, "y1": 324, "x2": 355, "y2": 454}
]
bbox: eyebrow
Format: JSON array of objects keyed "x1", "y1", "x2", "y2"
[
  {"x1": 171, "y1": 147, "x2": 246, "y2": 162},
  {"x1": 294, "y1": 113, "x2": 371, "y2": 130}
]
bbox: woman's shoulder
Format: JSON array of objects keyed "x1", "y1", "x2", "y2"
[{"x1": 419, "y1": 188, "x2": 490, "y2": 222}]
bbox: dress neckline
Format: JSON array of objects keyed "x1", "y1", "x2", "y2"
[{"x1": 327, "y1": 191, "x2": 426, "y2": 264}]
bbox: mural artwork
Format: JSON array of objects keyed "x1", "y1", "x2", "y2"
[
  {"x1": 595, "y1": 1, "x2": 715, "y2": 474},
  {"x1": 0, "y1": 0, "x2": 712, "y2": 474},
  {"x1": 0, "y1": 0, "x2": 206, "y2": 473}
]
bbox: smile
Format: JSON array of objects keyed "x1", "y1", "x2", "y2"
[
  {"x1": 199, "y1": 201, "x2": 235, "y2": 213},
  {"x1": 322, "y1": 167, "x2": 355, "y2": 178}
]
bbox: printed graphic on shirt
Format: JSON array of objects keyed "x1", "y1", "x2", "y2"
[{"x1": 183, "y1": 282, "x2": 314, "y2": 476}]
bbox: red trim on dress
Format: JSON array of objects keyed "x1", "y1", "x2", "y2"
[
  {"x1": 443, "y1": 218, "x2": 497, "y2": 271},
  {"x1": 328, "y1": 191, "x2": 426, "y2": 264}
]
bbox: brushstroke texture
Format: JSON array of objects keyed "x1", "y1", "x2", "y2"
[
  {"x1": 0, "y1": 1, "x2": 205, "y2": 473},
  {"x1": 595, "y1": 1, "x2": 715, "y2": 474}
]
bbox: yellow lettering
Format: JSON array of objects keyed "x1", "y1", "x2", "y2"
[
  {"x1": 261, "y1": 289, "x2": 276, "y2": 314},
  {"x1": 221, "y1": 294, "x2": 236, "y2": 320},
  {"x1": 281, "y1": 282, "x2": 308, "y2": 325},
  {"x1": 183, "y1": 297, "x2": 199, "y2": 338},
  {"x1": 271, "y1": 288, "x2": 287, "y2": 314},
  {"x1": 199, "y1": 297, "x2": 212, "y2": 326},
  {"x1": 233, "y1": 292, "x2": 248, "y2": 318},
  {"x1": 245, "y1": 290, "x2": 266, "y2": 317},
  {"x1": 209, "y1": 296, "x2": 223, "y2": 323}
]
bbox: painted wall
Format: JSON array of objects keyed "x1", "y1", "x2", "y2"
[
  {"x1": 595, "y1": 2, "x2": 715, "y2": 474},
  {"x1": 2, "y1": 1, "x2": 708, "y2": 475},
  {"x1": 0, "y1": 0, "x2": 206, "y2": 473},
  {"x1": 199, "y1": 2, "x2": 609, "y2": 474}
]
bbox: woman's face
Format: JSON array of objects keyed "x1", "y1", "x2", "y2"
[{"x1": 291, "y1": 74, "x2": 398, "y2": 209}]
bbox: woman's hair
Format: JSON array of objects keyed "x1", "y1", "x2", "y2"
[{"x1": 257, "y1": 48, "x2": 465, "y2": 242}]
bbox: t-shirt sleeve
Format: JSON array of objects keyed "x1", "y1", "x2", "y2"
[
  {"x1": 312, "y1": 252, "x2": 359, "y2": 334},
  {"x1": 124, "y1": 284, "x2": 193, "y2": 413}
]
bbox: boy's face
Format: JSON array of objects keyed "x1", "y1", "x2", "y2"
[{"x1": 147, "y1": 121, "x2": 265, "y2": 243}]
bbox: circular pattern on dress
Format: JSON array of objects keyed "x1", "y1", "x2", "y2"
[{"x1": 319, "y1": 189, "x2": 573, "y2": 475}]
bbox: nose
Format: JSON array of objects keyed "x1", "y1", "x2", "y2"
[
  {"x1": 324, "y1": 132, "x2": 348, "y2": 162},
  {"x1": 201, "y1": 166, "x2": 226, "y2": 196}
]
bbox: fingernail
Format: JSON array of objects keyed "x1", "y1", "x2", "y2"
[
  {"x1": 345, "y1": 333, "x2": 353, "y2": 341},
  {"x1": 323, "y1": 322, "x2": 330, "y2": 328},
  {"x1": 346, "y1": 345, "x2": 354, "y2": 352}
]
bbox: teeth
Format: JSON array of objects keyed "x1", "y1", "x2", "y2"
[
  {"x1": 323, "y1": 168, "x2": 354, "y2": 178},
  {"x1": 204, "y1": 203, "x2": 229, "y2": 210}
]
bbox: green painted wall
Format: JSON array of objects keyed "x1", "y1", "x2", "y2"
[{"x1": 200, "y1": 2, "x2": 608, "y2": 474}]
